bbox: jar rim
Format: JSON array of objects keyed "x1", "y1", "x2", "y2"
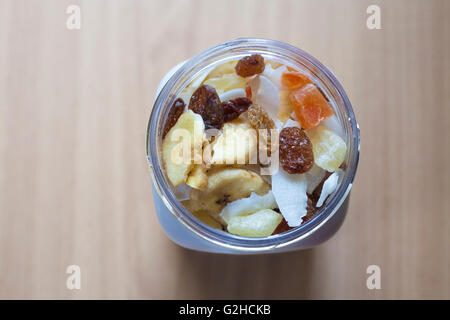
[{"x1": 146, "y1": 38, "x2": 360, "y2": 251}]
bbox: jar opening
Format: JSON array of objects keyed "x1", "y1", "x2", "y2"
[{"x1": 147, "y1": 38, "x2": 360, "y2": 251}]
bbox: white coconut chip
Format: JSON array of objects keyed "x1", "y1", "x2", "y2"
[
  {"x1": 248, "y1": 75, "x2": 280, "y2": 121},
  {"x1": 305, "y1": 165, "x2": 327, "y2": 194},
  {"x1": 322, "y1": 114, "x2": 345, "y2": 140},
  {"x1": 283, "y1": 118, "x2": 301, "y2": 129},
  {"x1": 262, "y1": 64, "x2": 287, "y2": 88},
  {"x1": 219, "y1": 88, "x2": 246, "y2": 102},
  {"x1": 274, "y1": 119, "x2": 284, "y2": 130},
  {"x1": 272, "y1": 169, "x2": 308, "y2": 227},
  {"x1": 316, "y1": 169, "x2": 343, "y2": 207},
  {"x1": 173, "y1": 183, "x2": 191, "y2": 201},
  {"x1": 220, "y1": 191, "x2": 277, "y2": 223}
]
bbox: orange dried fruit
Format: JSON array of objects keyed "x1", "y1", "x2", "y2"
[
  {"x1": 281, "y1": 71, "x2": 312, "y2": 89},
  {"x1": 289, "y1": 84, "x2": 334, "y2": 129}
]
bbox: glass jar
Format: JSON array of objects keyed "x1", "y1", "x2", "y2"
[{"x1": 146, "y1": 38, "x2": 360, "y2": 254}]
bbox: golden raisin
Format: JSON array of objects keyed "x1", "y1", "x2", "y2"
[
  {"x1": 247, "y1": 104, "x2": 275, "y2": 154},
  {"x1": 162, "y1": 98, "x2": 185, "y2": 139},
  {"x1": 279, "y1": 127, "x2": 314, "y2": 174},
  {"x1": 235, "y1": 54, "x2": 265, "y2": 77},
  {"x1": 247, "y1": 104, "x2": 275, "y2": 131},
  {"x1": 188, "y1": 85, "x2": 224, "y2": 130}
]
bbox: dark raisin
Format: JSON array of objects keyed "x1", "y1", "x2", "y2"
[
  {"x1": 279, "y1": 127, "x2": 314, "y2": 174},
  {"x1": 235, "y1": 54, "x2": 265, "y2": 77},
  {"x1": 188, "y1": 85, "x2": 224, "y2": 130},
  {"x1": 221, "y1": 101, "x2": 238, "y2": 122},
  {"x1": 222, "y1": 97, "x2": 252, "y2": 122},
  {"x1": 162, "y1": 98, "x2": 185, "y2": 139}
]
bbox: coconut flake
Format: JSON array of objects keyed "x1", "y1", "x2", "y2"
[
  {"x1": 220, "y1": 191, "x2": 277, "y2": 223},
  {"x1": 272, "y1": 169, "x2": 308, "y2": 227},
  {"x1": 322, "y1": 114, "x2": 345, "y2": 140},
  {"x1": 262, "y1": 64, "x2": 287, "y2": 88},
  {"x1": 283, "y1": 118, "x2": 301, "y2": 129},
  {"x1": 248, "y1": 75, "x2": 280, "y2": 121},
  {"x1": 219, "y1": 88, "x2": 246, "y2": 101},
  {"x1": 316, "y1": 169, "x2": 342, "y2": 207},
  {"x1": 305, "y1": 165, "x2": 327, "y2": 194},
  {"x1": 274, "y1": 119, "x2": 283, "y2": 130}
]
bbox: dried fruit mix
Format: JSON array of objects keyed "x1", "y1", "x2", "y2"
[{"x1": 161, "y1": 53, "x2": 348, "y2": 237}]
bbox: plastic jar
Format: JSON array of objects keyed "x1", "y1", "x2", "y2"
[{"x1": 146, "y1": 38, "x2": 360, "y2": 254}]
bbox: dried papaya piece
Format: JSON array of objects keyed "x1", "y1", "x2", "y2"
[
  {"x1": 289, "y1": 84, "x2": 334, "y2": 129},
  {"x1": 281, "y1": 71, "x2": 312, "y2": 89}
]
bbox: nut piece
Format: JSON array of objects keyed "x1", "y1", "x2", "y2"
[
  {"x1": 279, "y1": 127, "x2": 314, "y2": 174},
  {"x1": 235, "y1": 54, "x2": 266, "y2": 77},
  {"x1": 188, "y1": 85, "x2": 224, "y2": 130}
]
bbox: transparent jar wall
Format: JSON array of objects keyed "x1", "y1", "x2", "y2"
[{"x1": 147, "y1": 38, "x2": 360, "y2": 253}]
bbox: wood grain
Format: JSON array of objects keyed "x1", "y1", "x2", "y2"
[{"x1": 0, "y1": 0, "x2": 449, "y2": 299}]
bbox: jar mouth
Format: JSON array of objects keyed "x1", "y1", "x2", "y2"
[{"x1": 147, "y1": 38, "x2": 360, "y2": 252}]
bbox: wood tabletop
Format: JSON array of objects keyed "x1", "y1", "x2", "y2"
[{"x1": 0, "y1": 0, "x2": 449, "y2": 299}]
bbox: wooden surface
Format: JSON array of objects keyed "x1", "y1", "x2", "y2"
[{"x1": 0, "y1": 0, "x2": 449, "y2": 299}]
